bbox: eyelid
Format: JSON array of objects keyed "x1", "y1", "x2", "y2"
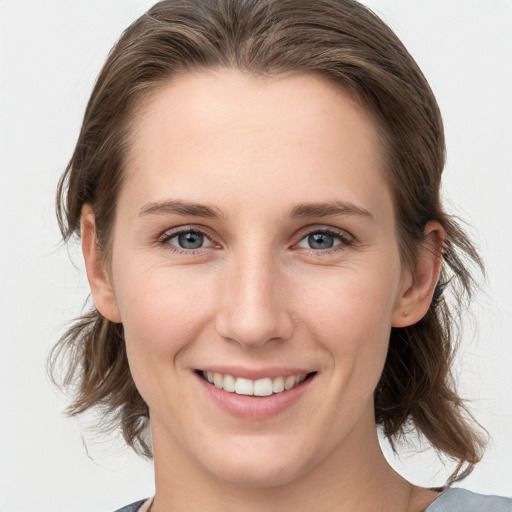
[
  {"x1": 156, "y1": 223, "x2": 354, "y2": 254},
  {"x1": 158, "y1": 225, "x2": 221, "y2": 251},
  {"x1": 292, "y1": 225, "x2": 355, "y2": 251}
]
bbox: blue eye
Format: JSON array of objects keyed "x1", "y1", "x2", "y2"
[
  {"x1": 296, "y1": 230, "x2": 347, "y2": 251},
  {"x1": 307, "y1": 232, "x2": 336, "y2": 249},
  {"x1": 175, "y1": 231, "x2": 204, "y2": 249},
  {"x1": 162, "y1": 229, "x2": 213, "y2": 250}
]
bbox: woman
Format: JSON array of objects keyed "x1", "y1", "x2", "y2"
[{"x1": 50, "y1": 0, "x2": 511, "y2": 511}]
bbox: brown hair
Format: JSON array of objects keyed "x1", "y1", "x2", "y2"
[{"x1": 50, "y1": 0, "x2": 485, "y2": 481}]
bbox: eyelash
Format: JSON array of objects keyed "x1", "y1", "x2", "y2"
[
  {"x1": 158, "y1": 226, "x2": 218, "y2": 255},
  {"x1": 294, "y1": 227, "x2": 354, "y2": 255},
  {"x1": 157, "y1": 225, "x2": 354, "y2": 256}
]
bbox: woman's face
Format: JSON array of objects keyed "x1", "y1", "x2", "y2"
[{"x1": 100, "y1": 71, "x2": 414, "y2": 486}]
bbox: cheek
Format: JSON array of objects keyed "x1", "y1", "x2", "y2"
[
  {"x1": 297, "y1": 266, "x2": 398, "y2": 343},
  {"x1": 116, "y1": 261, "x2": 214, "y2": 333},
  {"x1": 294, "y1": 265, "x2": 399, "y2": 394},
  {"x1": 113, "y1": 263, "x2": 218, "y2": 388}
]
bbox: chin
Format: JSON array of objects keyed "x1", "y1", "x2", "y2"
[
  {"x1": 195, "y1": 436, "x2": 319, "y2": 489},
  {"x1": 210, "y1": 458, "x2": 307, "y2": 489}
]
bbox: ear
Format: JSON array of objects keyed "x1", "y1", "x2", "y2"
[
  {"x1": 81, "y1": 204, "x2": 122, "y2": 323},
  {"x1": 392, "y1": 221, "x2": 445, "y2": 328}
]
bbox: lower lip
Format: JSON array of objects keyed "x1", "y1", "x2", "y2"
[{"x1": 196, "y1": 373, "x2": 315, "y2": 420}]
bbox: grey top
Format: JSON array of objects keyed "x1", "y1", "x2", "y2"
[
  {"x1": 424, "y1": 488, "x2": 511, "y2": 511},
  {"x1": 113, "y1": 500, "x2": 146, "y2": 512},
  {"x1": 114, "y1": 489, "x2": 512, "y2": 512}
]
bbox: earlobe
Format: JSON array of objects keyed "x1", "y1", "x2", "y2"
[
  {"x1": 81, "y1": 205, "x2": 122, "y2": 323},
  {"x1": 391, "y1": 221, "x2": 445, "y2": 328}
]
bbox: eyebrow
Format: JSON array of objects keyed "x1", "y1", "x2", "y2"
[
  {"x1": 138, "y1": 199, "x2": 373, "y2": 221},
  {"x1": 139, "y1": 199, "x2": 223, "y2": 219},
  {"x1": 289, "y1": 201, "x2": 373, "y2": 220}
]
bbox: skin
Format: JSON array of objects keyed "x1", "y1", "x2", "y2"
[{"x1": 82, "y1": 70, "x2": 444, "y2": 511}]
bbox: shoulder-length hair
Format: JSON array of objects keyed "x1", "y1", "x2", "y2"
[{"x1": 50, "y1": 0, "x2": 484, "y2": 482}]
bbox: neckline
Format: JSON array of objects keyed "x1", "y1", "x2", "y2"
[
  {"x1": 141, "y1": 487, "x2": 452, "y2": 512},
  {"x1": 422, "y1": 487, "x2": 452, "y2": 511}
]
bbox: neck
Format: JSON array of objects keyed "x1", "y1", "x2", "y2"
[{"x1": 150, "y1": 406, "x2": 420, "y2": 512}]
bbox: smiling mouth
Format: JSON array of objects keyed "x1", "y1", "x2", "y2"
[{"x1": 199, "y1": 371, "x2": 316, "y2": 397}]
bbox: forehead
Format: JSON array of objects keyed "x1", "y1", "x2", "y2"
[
  {"x1": 122, "y1": 70, "x2": 392, "y2": 222},
  {"x1": 130, "y1": 70, "x2": 380, "y2": 157}
]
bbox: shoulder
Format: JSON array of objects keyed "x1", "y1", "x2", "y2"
[
  {"x1": 112, "y1": 499, "x2": 148, "y2": 512},
  {"x1": 426, "y1": 488, "x2": 512, "y2": 512}
]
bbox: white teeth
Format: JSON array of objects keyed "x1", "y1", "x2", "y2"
[
  {"x1": 223, "y1": 374, "x2": 236, "y2": 392},
  {"x1": 235, "y1": 377, "x2": 253, "y2": 395},
  {"x1": 284, "y1": 375, "x2": 296, "y2": 390},
  {"x1": 202, "y1": 371, "x2": 308, "y2": 396},
  {"x1": 253, "y1": 378, "x2": 273, "y2": 397},
  {"x1": 272, "y1": 376, "x2": 285, "y2": 393},
  {"x1": 213, "y1": 372, "x2": 223, "y2": 389}
]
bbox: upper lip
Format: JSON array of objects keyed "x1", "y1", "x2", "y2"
[{"x1": 197, "y1": 366, "x2": 316, "y2": 380}]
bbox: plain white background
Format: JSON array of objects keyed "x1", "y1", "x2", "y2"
[{"x1": 0, "y1": 1, "x2": 511, "y2": 511}]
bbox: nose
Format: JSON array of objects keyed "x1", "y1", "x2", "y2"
[{"x1": 215, "y1": 249, "x2": 294, "y2": 349}]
